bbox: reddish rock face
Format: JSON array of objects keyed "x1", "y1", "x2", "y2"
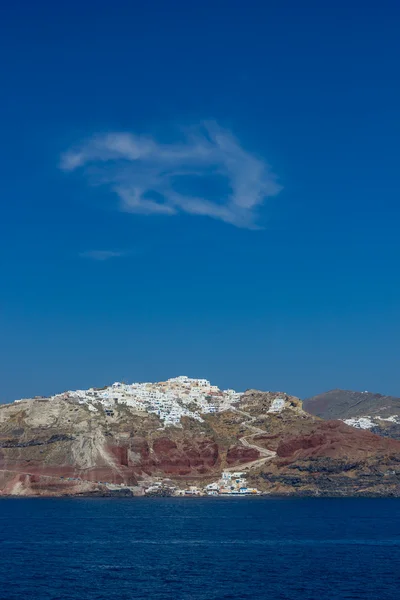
[
  {"x1": 104, "y1": 436, "x2": 221, "y2": 478},
  {"x1": 0, "y1": 428, "x2": 224, "y2": 494},
  {"x1": 153, "y1": 438, "x2": 177, "y2": 454},
  {"x1": 226, "y1": 445, "x2": 259, "y2": 465},
  {"x1": 0, "y1": 460, "x2": 138, "y2": 487},
  {"x1": 109, "y1": 446, "x2": 129, "y2": 466},
  {"x1": 128, "y1": 437, "x2": 151, "y2": 462},
  {"x1": 276, "y1": 420, "x2": 400, "y2": 460},
  {"x1": 0, "y1": 468, "x2": 137, "y2": 496},
  {"x1": 140, "y1": 437, "x2": 220, "y2": 476}
]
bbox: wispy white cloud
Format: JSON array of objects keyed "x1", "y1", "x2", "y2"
[
  {"x1": 79, "y1": 250, "x2": 125, "y2": 261},
  {"x1": 61, "y1": 122, "x2": 282, "y2": 228}
]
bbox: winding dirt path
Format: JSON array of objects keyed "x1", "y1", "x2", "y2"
[{"x1": 223, "y1": 407, "x2": 276, "y2": 471}]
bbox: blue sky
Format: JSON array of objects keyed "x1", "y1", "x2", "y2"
[{"x1": 1, "y1": 0, "x2": 400, "y2": 402}]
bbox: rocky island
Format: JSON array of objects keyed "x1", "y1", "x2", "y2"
[{"x1": 1, "y1": 376, "x2": 399, "y2": 497}]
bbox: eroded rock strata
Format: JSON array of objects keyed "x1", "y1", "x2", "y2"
[{"x1": 1, "y1": 382, "x2": 399, "y2": 496}]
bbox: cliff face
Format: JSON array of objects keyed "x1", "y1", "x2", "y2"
[
  {"x1": 0, "y1": 394, "x2": 257, "y2": 495},
  {"x1": 252, "y1": 420, "x2": 400, "y2": 496},
  {"x1": 1, "y1": 389, "x2": 400, "y2": 497}
]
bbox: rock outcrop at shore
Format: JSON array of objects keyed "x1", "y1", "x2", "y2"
[
  {"x1": 252, "y1": 419, "x2": 400, "y2": 496},
  {"x1": 1, "y1": 385, "x2": 400, "y2": 497}
]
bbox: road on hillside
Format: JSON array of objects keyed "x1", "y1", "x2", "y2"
[{"x1": 224, "y1": 407, "x2": 276, "y2": 472}]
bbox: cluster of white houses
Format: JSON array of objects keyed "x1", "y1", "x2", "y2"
[
  {"x1": 343, "y1": 415, "x2": 400, "y2": 430},
  {"x1": 37, "y1": 376, "x2": 242, "y2": 426},
  {"x1": 203, "y1": 471, "x2": 260, "y2": 495},
  {"x1": 144, "y1": 471, "x2": 261, "y2": 496}
]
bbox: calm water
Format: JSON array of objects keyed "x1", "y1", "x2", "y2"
[{"x1": 0, "y1": 497, "x2": 399, "y2": 600}]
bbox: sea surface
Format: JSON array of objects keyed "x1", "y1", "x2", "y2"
[{"x1": 0, "y1": 497, "x2": 399, "y2": 600}]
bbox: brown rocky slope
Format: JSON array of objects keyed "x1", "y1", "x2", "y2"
[{"x1": 1, "y1": 390, "x2": 399, "y2": 496}]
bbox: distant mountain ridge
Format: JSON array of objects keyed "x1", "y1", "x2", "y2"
[
  {"x1": 304, "y1": 389, "x2": 400, "y2": 419},
  {"x1": 304, "y1": 389, "x2": 400, "y2": 439}
]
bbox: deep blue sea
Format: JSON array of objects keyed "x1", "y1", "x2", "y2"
[{"x1": 0, "y1": 497, "x2": 399, "y2": 600}]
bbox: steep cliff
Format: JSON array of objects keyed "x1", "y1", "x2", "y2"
[
  {"x1": 1, "y1": 386, "x2": 399, "y2": 496},
  {"x1": 252, "y1": 419, "x2": 400, "y2": 496}
]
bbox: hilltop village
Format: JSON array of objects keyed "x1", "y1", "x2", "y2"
[
  {"x1": 10, "y1": 376, "x2": 286, "y2": 496},
  {"x1": 4, "y1": 376, "x2": 400, "y2": 498},
  {"x1": 19, "y1": 376, "x2": 242, "y2": 426}
]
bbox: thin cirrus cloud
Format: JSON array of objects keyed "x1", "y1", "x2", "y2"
[
  {"x1": 79, "y1": 250, "x2": 125, "y2": 261},
  {"x1": 60, "y1": 122, "x2": 283, "y2": 229}
]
